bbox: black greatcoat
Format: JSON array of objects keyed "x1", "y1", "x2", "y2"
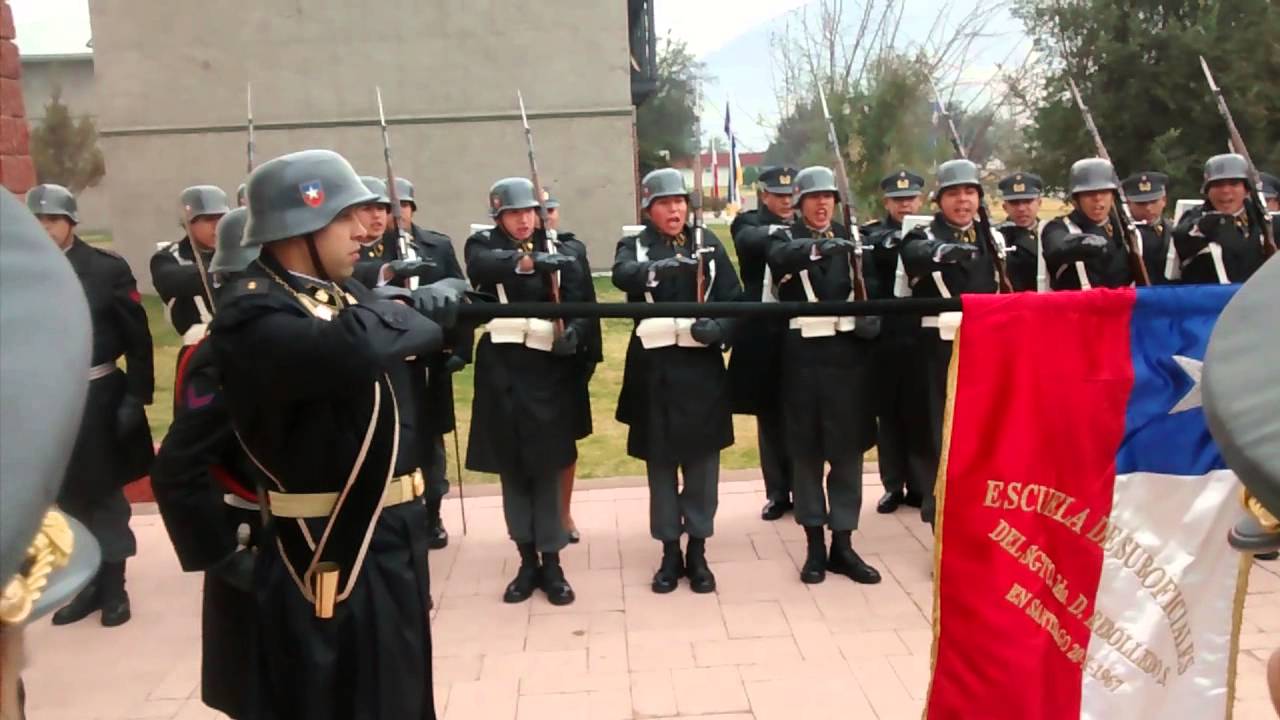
[
  {"x1": 557, "y1": 230, "x2": 603, "y2": 439},
  {"x1": 152, "y1": 338, "x2": 260, "y2": 719},
  {"x1": 996, "y1": 221, "x2": 1042, "y2": 292},
  {"x1": 726, "y1": 207, "x2": 788, "y2": 415},
  {"x1": 613, "y1": 224, "x2": 742, "y2": 463},
  {"x1": 765, "y1": 221, "x2": 879, "y2": 461},
  {"x1": 1136, "y1": 217, "x2": 1174, "y2": 284},
  {"x1": 356, "y1": 224, "x2": 472, "y2": 437},
  {"x1": 209, "y1": 260, "x2": 442, "y2": 720},
  {"x1": 1171, "y1": 204, "x2": 1269, "y2": 284},
  {"x1": 464, "y1": 227, "x2": 591, "y2": 476},
  {"x1": 61, "y1": 238, "x2": 155, "y2": 506},
  {"x1": 1041, "y1": 209, "x2": 1134, "y2": 290}
]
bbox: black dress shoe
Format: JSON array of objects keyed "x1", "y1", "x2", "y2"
[
  {"x1": 1257, "y1": 551, "x2": 1280, "y2": 561},
  {"x1": 903, "y1": 490, "x2": 925, "y2": 509},
  {"x1": 428, "y1": 522, "x2": 449, "y2": 550},
  {"x1": 684, "y1": 539, "x2": 716, "y2": 594},
  {"x1": 876, "y1": 491, "x2": 905, "y2": 514},
  {"x1": 100, "y1": 593, "x2": 132, "y2": 627},
  {"x1": 503, "y1": 564, "x2": 541, "y2": 603},
  {"x1": 567, "y1": 529, "x2": 581, "y2": 544},
  {"x1": 652, "y1": 542, "x2": 684, "y2": 594},
  {"x1": 828, "y1": 531, "x2": 881, "y2": 584},
  {"x1": 761, "y1": 498, "x2": 793, "y2": 521},
  {"x1": 539, "y1": 553, "x2": 575, "y2": 606},
  {"x1": 800, "y1": 527, "x2": 826, "y2": 584},
  {"x1": 51, "y1": 582, "x2": 101, "y2": 626}
]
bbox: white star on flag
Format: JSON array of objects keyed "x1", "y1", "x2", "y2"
[
  {"x1": 1168, "y1": 354, "x2": 1203, "y2": 414},
  {"x1": 304, "y1": 187, "x2": 320, "y2": 202}
]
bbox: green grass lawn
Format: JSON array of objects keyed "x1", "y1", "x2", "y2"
[{"x1": 140, "y1": 220, "x2": 875, "y2": 484}]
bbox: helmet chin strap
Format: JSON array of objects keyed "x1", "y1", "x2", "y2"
[{"x1": 304, "y1": 233, "x2": 333, "y2": 283}]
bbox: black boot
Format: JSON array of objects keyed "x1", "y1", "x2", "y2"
[
  {"x1": 538, "y1": 552, "x2": 575, "y2": 606},
  {"x1": 828, "y1": 530, "x2": 881, "y2": 584},
  {"x1": 502, "y1": 543, "x2": 540, "y2": 604},
  {"x1": 426, "y1": 497, "x2": 449, "y2": 550},
  {"x1": 651, "y1": 540, "x2": 683, "y2": 594},
  {"x1": 800, "y1": 526, "x2": 827, "y2": 584},
  {"x1": 51, "y1": 578, "x2": 101, "y2": 626},
  {"x1": 684, "y1": 537, "x2": 716, "y2": 594},
  {"x1": 98, "y1": 561, "x2": 132, "y2": 627},
  {"x1": 760, "y1": 497, "x2": 793, "y2": 521}
]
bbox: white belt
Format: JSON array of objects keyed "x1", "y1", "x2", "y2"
[
  {"x1": 88, "y1": 362, "x2": 118, "y2": 381},
  {"x1": 636, "y1": 317, "x2": 707, "y2": 349},
  {"x1": 182, "y1": 322, "x2": 209, "y2": 346},
  {"x1": 920, "y1": 311, "x2": 963, "y2": 341},
  {"x1": 786, "y1": 316, "x2": 856, "y2": 337},
  {"x1": 486, "y1": 317, "x2": 556, "y2": 352},
  {"x1": 223, "y1": 494, "x2": 261, "y2": 512}
]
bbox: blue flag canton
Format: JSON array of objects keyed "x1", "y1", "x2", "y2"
[{"x1": 1116, "y1": 285, "x2": 1239, "y2": 476}]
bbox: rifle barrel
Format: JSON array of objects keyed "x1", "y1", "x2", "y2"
[
  {"x1": 816, "y1": 84, "x2": 868, "y2": 301},
  {"x1": 246, "y1": 83, "x2": 255, "y2": 173},
  {"x1": 516, "y1": 91, "x2": 565, "y2": 328}
]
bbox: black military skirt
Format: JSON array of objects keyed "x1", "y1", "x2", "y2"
[{"x1": 779, "y1": 331, "x2": 877, "y2": 462}]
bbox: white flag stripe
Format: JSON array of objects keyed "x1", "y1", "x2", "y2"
[{"x1": 1080, "y1": 469, "x2": 1245, "y2": 720}]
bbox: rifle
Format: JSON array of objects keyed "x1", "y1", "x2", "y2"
[
  {"x1": 516, "y1": 91, "x2": 564, "y2": 335},
  {"x1": 690, "y1": 88, "x2": 707, "y2": 302},
  {"x1": 375, "y1": 86, "x2": 421, "y2": 290},
  {"x1": 1198, "y1": 57, "x2": 1277, "y2": 259},
  {"x1": 815, "y1": 84, "x2": 869, "y2": 301},
  {"x1": 928, "y1": 79, "x2": 1015, "y2": 294},
  {"x1": 1065, "y1": 77, "x2": 1152, "y2": 286},
  {"x1": 246, "y1": 82, "x2": 255, "y2": 174}
]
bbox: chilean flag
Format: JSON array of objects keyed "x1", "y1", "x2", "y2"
[{"x1": 927, "y1": 286, "x2": 1247, "y2": 720}]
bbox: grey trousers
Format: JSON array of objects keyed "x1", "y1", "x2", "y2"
[
  {"x1": 792, "y1": 454, "x2": 865, "y2": 532},
  {"x1": 500, "y1": 469, "x2": 568, "y2": 553},
  {"x1": 756, "y1": 407, "x2": 793, "y2": 503},
  {"x1": 647, "y1": 452, "x2": 720, "y2": 542},
  {"x1": 60, "y1": 488, "x2": 137, "y2": 562},
  {"x1": 425, "y1": 434, "x2": 449, "y2": 502}
]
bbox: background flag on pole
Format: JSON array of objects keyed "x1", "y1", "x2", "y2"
[
  {"x1": 711, "y1": 137, "x2": 719, "y2": 202},
  {"x1": 724, "y1": 103, "x2": 737, "y2": 206}
]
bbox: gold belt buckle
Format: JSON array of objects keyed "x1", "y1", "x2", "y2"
[{"x1": 411, "y1": 471, "x2": 425, "y2": 498}]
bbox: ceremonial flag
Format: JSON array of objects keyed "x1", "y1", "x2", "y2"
[
  {"x1": 724, "y1": 103, "x2": 737, "y2": 205},
  {"x1": 927, "y1": 286, "x2": 1248, "y2": 720}
]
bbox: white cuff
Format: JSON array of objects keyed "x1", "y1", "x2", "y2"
[
  {"x1": 809, "y1": 244, "x2": 822, "y2": 261},
  {"x1": 376, "y1": 264, "x2": 392, "y2": 287},
  {"x1": 646, "y1": 269, "x2": 659, "y2": 287}
]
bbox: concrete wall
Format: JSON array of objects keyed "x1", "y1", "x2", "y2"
[{"x1": 88, "y1": 0, "x2": 639, "y2": 288}]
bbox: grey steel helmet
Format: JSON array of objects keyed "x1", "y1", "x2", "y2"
[
  {"x1": 180, "y1": 185, "x2": 231, "y2": 223},
  {"x1": 209, "y1": 207, "x2": 258, "y2": 274},
  {"x1": 793, "y1": 166, "x2": 840, "y2": 203},
  {"x1": 541, "y1": 188, "x2": 560, "y2": 210},
  {"x1": 488, "y1": 177, "x2": 540, "y2": 218},
  {"x1": 1201, "y1": 153, "x2": 1249, "y2": 194},
  {"x1": 1068, "y1": 158, "x2": 1119, "y2": 195},
  {"x1": 640, "y1": 168, "x2": 689, "y2": 210},
  {"x1": 241, "y1": 149, "x2": 377, "y2": 247},
  {"x1": 394, "y1": 177, "x2": 416, "y2": 210},
  {"x1": 25, "y1": 184, "x2": 79, "y2": 224},
  {"x1": 359, "y1": 176, "x2": 391, "y2": 206},
  {"x1": 934, "y1": 159, "x2": 983, "y2": 200},
  {"x1": 235, "y1": 183, "x2": 248, "y2": 207}
]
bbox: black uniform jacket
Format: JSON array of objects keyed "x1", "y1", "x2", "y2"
[
  {"x1": 1172, "y1": 203, "x2": 1269, "y2": 284},
  {"x1": 151, "y1": 236, "x2": 216, "y2": 338},
  {"x1": 727, "y1": 207, "x2": 790, "y2": 415},
  {"x1": 901, "y1": 215, "x2": 1001, "y2": 297},
  {"x1": 613, "y1": 223, "x2": 742, "y2": 463},
  {"x1": 464, "y1": 226, "x2": 592, "y2": 476},
  {"x1": 1041, "y1": 209, "x2": 1134, "y2": 290},
  {"x1": 62, "y1": 237, "x2": 154, "y2": 501},
  {"x1": 996, "y1": 221, "x2": 1041, "y2": 292}
]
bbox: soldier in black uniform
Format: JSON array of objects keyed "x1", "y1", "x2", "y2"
[
  {"x1": 465, "y1": 177, "x2": 588, "y2": 606},
  {"x1": 355, "y1": 176, "x2": 469, "y2": 549},
  {"x1": 151, "y1": 186, "x2": 230, "y2": 370},
  {"x1": 900, "y1": 160, "x2": 1000, "y2": 527},
  {"x1": 541, "y1": 191, "x2": 602, "y2": 544},
  {"x1": 862, "y1": 168, "x2": 925, "y2": 514},
  {"x1": 1041, "y1": 158, "x2": 1135, "y2": 290},
  {"x1": 614, "y1": 169, "x2": 743, "y2": 594},
  {"x1": 766, "y1": 166, "x2": 881, "y2": 585},
  {"x1": 26, "y1": 184, "x2": 155, "y2": 627},
  {"x1": 1262, "y1": 172, "x2": 1279, "y2": 213},
  {"x1": 1171, "y1": 154, "x2": 1271, "y2": 285},
  {"x1": 727, "y1": 166, "x2": 797, "y2": 521},
  {"x1": 353, "y1": 176, "x2": 393, "y2": 279},
  {"x1": 1122, "y1": 171, "x2": 1174, "y2": 284},
  {"x1": 211, "y1": 149, "x2": 458, "y2": 719},
  {"x1": 153, "y1": 206, "x2": 260, "y2": 719},
  {"x1": 996, "y1": 172, "x2": 1045, "y2": 292}
]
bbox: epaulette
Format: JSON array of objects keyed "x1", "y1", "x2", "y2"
[{"x1": 226, "y1": 276, "x2": 272, "y2": 297}]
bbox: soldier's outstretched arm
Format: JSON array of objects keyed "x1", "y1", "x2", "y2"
[
  {"x1": 611, "y1": 236, "x2": 652, "y2": 294},
  {"x1": 113, "y1": 261, "x2": 155, "y2": 403},
  {"x1": 733, "y1": 222, "x2": 778, "y2": 260},
  {"x1": 150, "y1": 247, "x2": 205, "y2": 303},
  {"x1": 899, "y1": 230, "x2": 947, "y2": 277},
  {"x1": 765, "y1": 228, "x2": 819, "y2": 274},
  {"x1": 464, "y1": 236, "x2": 525, "y2": 285}
]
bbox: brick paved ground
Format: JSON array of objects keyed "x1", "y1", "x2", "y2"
[{"x1": 20, "y1": 472, "x2": 1280, "y2": 719}]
